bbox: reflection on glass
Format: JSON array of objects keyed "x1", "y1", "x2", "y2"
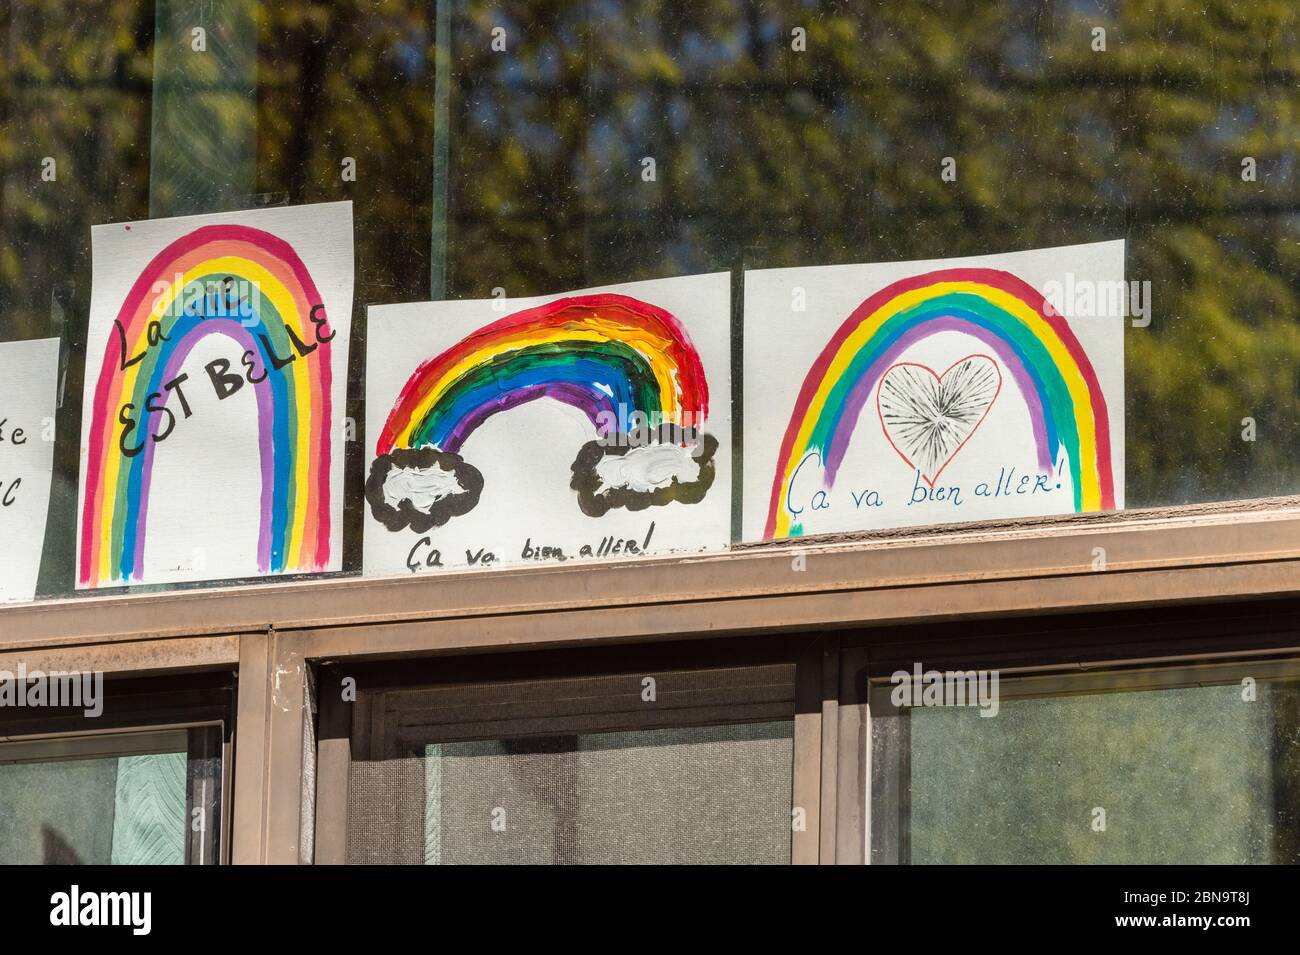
[{"x1": 1, "y1": 1, "x2": 1296, "y2": 599}]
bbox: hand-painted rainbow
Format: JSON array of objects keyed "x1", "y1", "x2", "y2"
[
  {"x1": 376, "y1": 293, "x2": 707, "y2": 455},
  {"x1": 765, "y1": 267, "x2": 1115, "y2": 538},
  {"x1": 79, "y1": 224, "x2": 333, "y2": 586}
]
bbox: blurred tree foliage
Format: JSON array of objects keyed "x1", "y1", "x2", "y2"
[
  {"x1": 0, "y1": 0, "x2": 154, "y2": 592},
  {"x1": 421, "y1": 0, "x2": 1299, "y2": 506},
  {"x1": 1, "y1": 0, "x2": 1297, "y2": 592}
]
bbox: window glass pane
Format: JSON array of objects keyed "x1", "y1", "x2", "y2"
[
  {"x1": 1, "y1": 2, "x2": 1296, "y2": 603},
  {"x1": 871, "y1": 663, "x2": 1300, "y2": 863},
  {"x1": 422, "y1": 722, "x2": 793, "y2": 864},
  {"x1": 0, "y1": 743, "x2": 187, "y2": 864},
  {"x1": 436, "y1": 1, "x2": 1300, "y2": 511}
]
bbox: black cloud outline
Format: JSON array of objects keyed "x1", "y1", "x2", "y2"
[
  {"x1": 570, "y1": 426, "x2": 718, "y2": 518},
  {"x1": 366, "y1": 447, "x2": 484, "y2": 533}
]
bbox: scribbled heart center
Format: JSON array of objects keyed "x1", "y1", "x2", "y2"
[{"x1": 876, "y1": 355, "x2": 1002, "y2": 486}]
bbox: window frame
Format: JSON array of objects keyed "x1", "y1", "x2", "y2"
[
  {"x1": 833, "y1": 598, "x2": 1300, "y2": 864},
  {"x1": 0, "y1": 673, "x2": 236, "y2": 864},
  {"x1": 0, "y1": 500, "x2": 1296, "y2": 863},
  {"x1": 313, "y1": 634, "x2": 831, "y2": 864}
]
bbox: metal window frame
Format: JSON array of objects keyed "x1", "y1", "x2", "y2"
[
  {"x1": 314, "y1": 636, "x2": 827, "y2": 864},
  {"x1": 0, "y1": 500, "x2": 1295, "y2": 863},
  {"x1": 0, "y1": 728, "x2": 189, "y2": 763},
  {"x1": 0, "y1": 673, "x2": 236, "y2": 864},
  {"x1": 861, "y1": 652, "x2": 1300, "y2": 865},
  {"x1": 833, "y1": 599, "x2": 1300, "y2": 864}
]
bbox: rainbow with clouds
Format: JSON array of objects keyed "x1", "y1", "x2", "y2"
[
  {"x1": 376, "y1": 293, "x2": 708, "y2": 456},
  {"x1": 368, "y1": 292, "x2": 712, "y2": 532},
  {"x1": 765, "y1": 267, "x2": 1115, "y2": 539},
  {"x1": 79, "y1": 224, "x2": 334, "y2": 587}
]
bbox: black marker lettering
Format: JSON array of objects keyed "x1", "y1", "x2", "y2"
[
  {"x1": 309, "y1": 303, "x2": 336, "y2": 343},
  {"x1": 114, "y1": 320, "x2": 147, "y2": 371},
  {"x1": 118, "y1": 403, "x2": 146, "y2": 458},
  {"x1": 258, "y1": 333, "x2": 295, "y2": 371},
  {"x1": 144, "y1": 391, "x2": 176, "y2": 443},
  {"x1": 285, "y1": 325, "x2": 318, "y2": 358},
  {"x1": 163, "y1": 373, "x2": 193, "y2": 418},
  {"x1": 205, "y1": 358, "x2": 245, "y2": 401},
  {"x1": 241, "y1": 349, "x2": 267, "y2": 384}
]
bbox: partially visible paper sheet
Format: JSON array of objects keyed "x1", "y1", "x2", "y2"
[{"x1": 0, "y1": 337, "x2": 59, "y2": 603}]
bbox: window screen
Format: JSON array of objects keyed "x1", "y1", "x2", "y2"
[{"x1": 339, "y1": 662, "x2": 799, "y2": 863}]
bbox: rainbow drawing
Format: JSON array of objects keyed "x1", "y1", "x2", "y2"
[
  {"x1": 79, "y1": 224, "x2": 335, "y2": 587},
  {"x1": 765, "y1": 267, "x2": 1115, "y2": 538},
  {"x1": 376, "y1": 293, "x2": 708, "y2": 457}
]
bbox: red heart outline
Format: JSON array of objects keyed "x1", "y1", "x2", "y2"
[{"x1": 876, "y1": 354, "x2": 1003, "y2": 489}]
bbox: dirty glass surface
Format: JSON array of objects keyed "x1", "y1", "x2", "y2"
[
  {"x1": 871, "y1": 663, "x2": 1300, "y2": 863},
  {"x1": 0, "y1": 743, "x2": 186, "y2": 864}
]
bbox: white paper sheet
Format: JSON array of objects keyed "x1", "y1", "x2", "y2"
[
  {"x1": 743, "y1": 242, "x2": 1126, "y2": 541},
  {"x1": 363, "y1": 273, "x2": 732, "y2": 576},
  {"x1": 76, "y1": 202, "x2": 353, "y2": 587},
  {"x1": 0, "y1": 338, "x2": 59, "y2": 603}
]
